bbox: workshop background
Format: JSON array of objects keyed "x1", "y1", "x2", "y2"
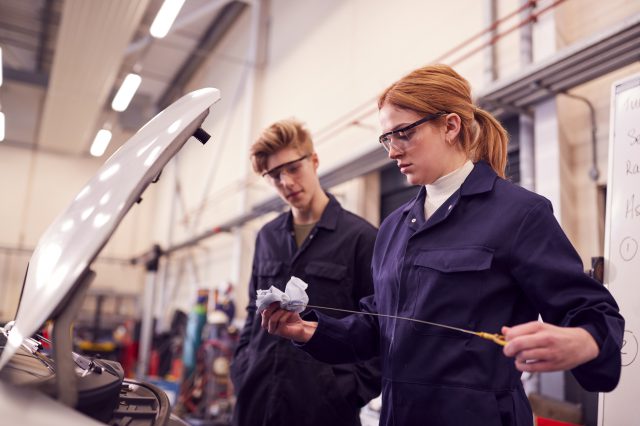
[{"x1": 1, "y1": 0, "x2": 639, "y2": 425}]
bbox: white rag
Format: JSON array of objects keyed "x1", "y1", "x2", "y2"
[{"x1": 256, "y1": 276, "x2": 309, "y2": 314}]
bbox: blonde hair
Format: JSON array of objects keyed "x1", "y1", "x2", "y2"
[
  {"x1": 378, "y1": 64, "x2": 508, "y2": 177},
  {"x1": 250, "y1": 118, "x2": 314, "y2": 174}
]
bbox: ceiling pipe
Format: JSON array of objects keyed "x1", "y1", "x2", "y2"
[
  {"x1": 36, "y1": 0, "x2": 55, "y2": 73},
  {"x1": 483, "y1": 0, "x2": 498, "y2": 85},
  {"x1": 518, "y1": 0, "x2": 536, "y2": 192},
  {"x1": 558, "y1": 91, "x2": 599, "y2": 181},
  {"x1": 229, "y1": 0, "x2": 263, "y2": 286}
]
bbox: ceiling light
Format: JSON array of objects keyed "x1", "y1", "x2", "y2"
[
  {"x1": 150, "y1": 0, "x2": 186, "y2": 39},
  {"x1": 111, "y1": 73, "x2": 142, "y2": 112},
  {"x1": 90, "y1": 128, "x2": 112, "y2": 157},
  {"x1": 0, "y1": 111, "x2": 5, "y2": 142}
]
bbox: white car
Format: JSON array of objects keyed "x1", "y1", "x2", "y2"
[{"x1": 0, "y1": 88, "x2": 221, "y2": 425}]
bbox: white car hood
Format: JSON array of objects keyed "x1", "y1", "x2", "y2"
[{"x1": 0, "y1": 87, "x2": 221, "y2": 370}]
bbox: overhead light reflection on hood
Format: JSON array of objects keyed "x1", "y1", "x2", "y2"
[
  {"x1": 99, "y1": 164, "x2": 121, "y2": 181},
  {"x1": 168, "y1": 119, "x2": 182, "y2": 134},
  {"x1": 36, "y1": 243, "x2": 61, "y2": 290}
]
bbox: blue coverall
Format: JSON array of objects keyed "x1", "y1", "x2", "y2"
[
  {"x1": 300, "y1": 161, "x2": 624, "y2": 426},
  {"x1": 231, "y1": 194, "x2": 381, "y2": 426}
]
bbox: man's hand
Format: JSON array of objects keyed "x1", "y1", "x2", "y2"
[
  {"x1": 502, "y1": 321, "x2": 599, "y2": 372},
  {"x1": 261, "y1": 302, "x2": 317, "y2": 343}
]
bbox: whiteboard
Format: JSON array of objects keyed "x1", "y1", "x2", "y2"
[{"x1": 599, "y1": 72, "x2": 640, "y2": 426}]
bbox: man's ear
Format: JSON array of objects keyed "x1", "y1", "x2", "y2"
[{"x1": 311, "y1": 152, "x2": 319, "y2": 170}]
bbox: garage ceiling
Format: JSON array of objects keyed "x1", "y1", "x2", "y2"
[{"x1": 0, "y1": 0, "x2": 247, "y2": 156}]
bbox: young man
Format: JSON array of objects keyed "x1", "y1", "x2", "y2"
[{"x1": 230, "y1": 118, "x2": 380, "y2": 426}]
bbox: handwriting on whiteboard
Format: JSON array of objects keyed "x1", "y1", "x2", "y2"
[
  {"x1": 621, "y1": 330, "x2": 638, "y2": 367},
  {"x1": 623, "y1": 95, "x2": 640, "y2": 112},
  {"x1": 628, "y1": 128, "x2": 640, "y2": 145},
  {"x1": 619, "y1": 237, "x2": 638, "y2": 262},
  {"x1": 625, "y1": 194, "x2": 640, "y2": 219}
]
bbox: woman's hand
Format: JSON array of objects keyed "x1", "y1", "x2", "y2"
[
  {"x1": 502, "y1": 321, "x2": 599, "y2": 372},
  {"x1": 261, "y1": 302, "x2": 317, "y2": 343}
]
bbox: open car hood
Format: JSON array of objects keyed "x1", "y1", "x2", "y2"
[{"x1": 0, "y1": 87, "x2": 221, "y2": 370}]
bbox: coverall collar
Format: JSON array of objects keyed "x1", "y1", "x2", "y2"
[
  {"x1": 278, "y1": 191, "x2": 340, "y2": 232},
  {"x1": 400, "y1": 160, "x2": 498, "y2": 216}
]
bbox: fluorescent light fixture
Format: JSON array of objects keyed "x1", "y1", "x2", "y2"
[
  {"x1": 150, "y1": 0, "x2": 185, "y2": 38},
  {"x1": 0, "y1": 111, "x2": 5, "y2": 142},
  {"x1": 0, "y1": 46, "x2": 3, "y2": 87},
  {"x1": 111, "y1": 73, "x2": 142, "y2": 112},
  {"x1": 90, "y1": 128, "x2": 112, "y2": 157}
]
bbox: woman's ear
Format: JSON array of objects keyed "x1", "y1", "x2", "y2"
[{"x1": 444, "y1": 113, "x2": 462, "y2": 144}]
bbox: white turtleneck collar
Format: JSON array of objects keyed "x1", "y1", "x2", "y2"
[{"x1": 424, "y1": 160, "x2": 474, "y2": 219}]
